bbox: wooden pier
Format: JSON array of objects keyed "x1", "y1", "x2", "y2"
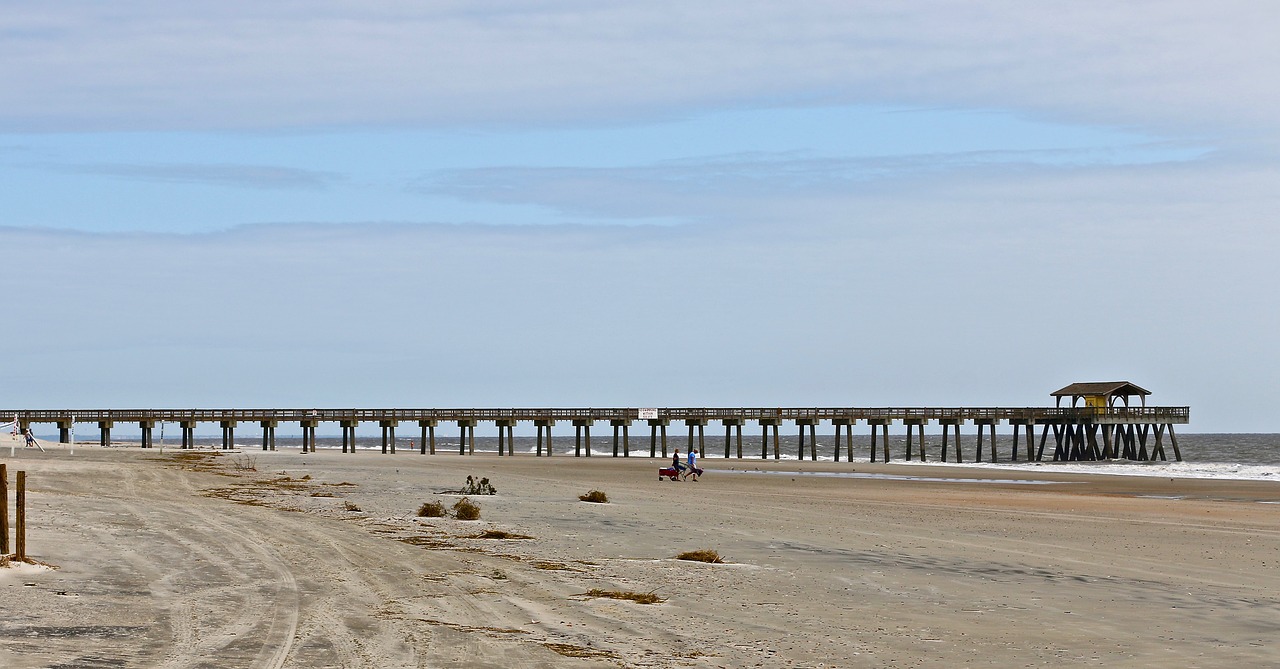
[{"x1": 3, "y1": 383, "x2": 1189, "y2": 463}]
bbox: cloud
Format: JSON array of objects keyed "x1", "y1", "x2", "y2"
[
  {"x1": 36, "y1": 162, "x2": 341, "y2": 190},
  {"x1": 2, "y1": 2, "x2": 1278, "y2": 137},
  {"x1": 415, "y1": 147, "x2": 1241, "y2": 232}
]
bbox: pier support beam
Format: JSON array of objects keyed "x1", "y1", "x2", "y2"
[
  {"x1": 685, "y1": 419, "x2": 706, "y2": 457},
  {"x1": 573, "y1": 420, "x2": 592, "y2": 457},
  {"x1": 1008, "y1": 419, "x2": 1032, "y2": 462},
  {"x1": 300, "y1": 420, "x2": 318, "y2": 453},
  {"x1": 340, "y1": 420, "x2": 358, "y2": 453},
  {"x1": 722, "y1": 419, "x2": 744, "y2": 458},
  {"x1": 139, "y1": 421, "x2": 154, "y2": 449},
  {"x1": 904, "y1": 419, "x2": 927, "y2": 462},
  {"x1": 419, "y1": 420, "x2": 437, "y2": 455},
  {"x1": 58, "y1": 419, "x2": 72, "y2": 444},
  {"x1": 457, "y1": 420, "x2": 476, "y2": 455},
  {"x1": 1101, "y1": 424, "x2": 1116, "y2": 459},
  {"x1": 180, "y1": 421, "x2": 196, "y2": 450},
  {"x1": 868, "y1": 419, "x2": 890, "y2": 462},
  {"x1": 379, "y1": 420, "x2": 398, "y2": 454},
  {"x1": 797, "y1": 418, "x2": 818, "y2": 461},
  {"x1": 98, "y1": 421, "x2": 113, "y2": 448},
  {"x1": 609, "y1": 420, "x2": 630, "y2": 457},
  {"x1": 758, "y1": 419, "x2": 781, "y2": 460},
  {"x1": 832, "y1": 419, "x2": 855, "y2": 461},
  {"x1": 974, "y1": 420, "x2": 997, "y2": 463},
  {"x1": 648, "y1": 419, "x2": 668, "y2": 457},
  {"x1": 1036, "y1": 422, "x2": 1053, "y2": 461},
  {"x1": 260, "y1": 420, "x2": 277, "y2": 451},
  {"x1": 496, "y1": 419, "x2": 516, "y2": 456},
  {"x1": 938, "y1": 420, "x2": 961, "y2": 462},
  {"x1": 535, "y1": 419, "x2": 555, "y2": 456},
  {"x1": 220, "y1": 421, "x2": 236, "y2": 450}
]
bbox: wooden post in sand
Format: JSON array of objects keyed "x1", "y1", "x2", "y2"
[
  {"x1": 15, "y1": 470, "x2": 25, "y2": 561},
  {"x1": 1, "y1": 463, "x2": 8, "y2": 555}
]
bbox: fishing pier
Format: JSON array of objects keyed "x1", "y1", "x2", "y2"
[{"x1": 5, "y1": 383, "x2": 1188, "y2": 463}]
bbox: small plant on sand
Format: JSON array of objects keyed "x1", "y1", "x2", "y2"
[
  {"x1": 417, "y1": 500, "x2": 447, "y2": 517},
  {"x1": 229, "y1": 455, "x2": 257, "y2": 472},
  {"x1": 582, "y1": 588, "x2": 665, "y2": 604},
  {"x1": 344, "y1": 501, "x2": 362, "y2": 512},
  {"x1": 452, "y1": 497, "x2": 481, "y2": 520},
  {"x1": 578, "y1": 490, "x2": 609, "y2": 503},
  {"x1": 462, "y1": 475, "x2": 497, "y2": 495},
  {"x1": 676, "y1": 549, "x2": 724, "y2": 564}
]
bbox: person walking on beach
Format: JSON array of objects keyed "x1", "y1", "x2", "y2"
[
  {"x1": 683, "y1": 447, "x2": 699, "y2": 481},
  {"x1": 672, "y1": 449, "x2": 687, "y2": 480}
]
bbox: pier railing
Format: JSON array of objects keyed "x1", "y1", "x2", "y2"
[{"x1": 2, "y1": 406, "x2": 1189, "y2": 425}]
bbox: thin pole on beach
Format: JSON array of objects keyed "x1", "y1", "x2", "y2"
[
  {"x1": 15, "y1": 471, "x2": 25, "y2": 561},
  {"x1": 1, "y1": 463, "x2": 8, "y2": 555}
]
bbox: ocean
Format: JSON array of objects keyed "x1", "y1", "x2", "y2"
[{"x1": 39, "y1": 430, "x2": 1279, "y2": 482}]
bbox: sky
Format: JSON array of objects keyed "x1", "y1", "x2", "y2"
[{"x1": 2, "y1": 2, "x2": 1278, "y2": 432}]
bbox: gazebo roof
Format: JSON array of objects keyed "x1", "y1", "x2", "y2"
[{"x1": 1051, "y1": 381, "x2": 1151, "y2": 398}]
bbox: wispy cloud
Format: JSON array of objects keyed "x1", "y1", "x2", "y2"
[
  {"x1": 1, "y1": 2, "x2": 1277, "y2": 136},
  {"x1": 415, "y1": 146, "x2": 1212, "y2": 223},
  {"x1": 37, "y1": 162, "x2": 342, "y2": 190}
]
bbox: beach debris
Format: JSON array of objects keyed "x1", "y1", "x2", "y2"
[
  {"x1": 579, "y1": 588, "x2": 665, "y2": 604},
  {"x1": 452, "y1": 497, "x2": 481, "y2": 520},
  {"x1": 578, "y1": 489, "x2": 609, "y2": 503},
  {"x1": 417, "y1": 500, "x2": 447, "y2": 517},
  {"x1": 470, "y1": 529, "x2": 534, "y2": 539},
  {"x1": 462, "y1": 475, "x2": 498, "y2": 495},
  {"x1": 675, "y1": 549, "x2": 725, "y2": 563}
]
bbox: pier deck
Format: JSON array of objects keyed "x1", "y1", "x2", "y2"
[{"x1": 5, "y1": 406, "x2": 1189, "y2": 463}]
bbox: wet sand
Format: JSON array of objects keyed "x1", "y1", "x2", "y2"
[{"x1": 2, "y1": 445, "x2": 1279, "y2": 667}]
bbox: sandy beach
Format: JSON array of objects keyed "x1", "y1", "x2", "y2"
[{"x1": 2, "y1": 445, "x2": 1278, "y2": 668}]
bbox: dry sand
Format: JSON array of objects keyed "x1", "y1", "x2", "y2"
[{"x1": 2, "y1": 444, "x2": 1279, "y2": 668}]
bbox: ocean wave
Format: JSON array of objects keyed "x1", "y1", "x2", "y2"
[{"x1": 895, "y1": 459, "x2": 1280, "y2": 482}]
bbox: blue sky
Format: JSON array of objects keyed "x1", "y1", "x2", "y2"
[{"x1": 3, "y1": 2, "x2": 1278, "y2": 431}]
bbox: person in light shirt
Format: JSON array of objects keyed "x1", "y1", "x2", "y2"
[{"x1": 682, "y1": 447, "x2": 700, "y2": 481}]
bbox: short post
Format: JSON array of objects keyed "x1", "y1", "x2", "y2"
[
  {"x1": 15, "y1": 470, "x2": 26, "y2": 560},
  {"x1": 1, "y1": 463, "x2": 8, "y2": 555}
]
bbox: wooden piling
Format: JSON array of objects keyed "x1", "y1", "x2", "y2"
[
  {"x1": 535, "y1": 419, "x2": 554, "y2": 456},
  {"x1": 419, "y1": 420, "x2": 436, "y2": 455},
  {"x1": 905, "y1": 420, "x2": 926, "y2": 462},
  {"x1": 15, "y1": 470, "x2": 25, "y2": 561},
  {"x1": 1, "y1": 463, "x2": 7, "y2": 555},
  {"x1": 610, "y1": 420, "x2": 627, "y2": 457}
]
